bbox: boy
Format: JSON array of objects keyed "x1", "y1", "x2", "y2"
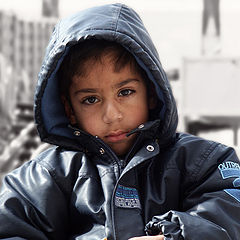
[{"x1": 0, "y1": 3, "x2": 240, "y2": 240}]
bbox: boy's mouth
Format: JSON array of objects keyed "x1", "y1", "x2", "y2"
[{"x1": 105, "y1": 131, "x2": 128, "y2": 143}]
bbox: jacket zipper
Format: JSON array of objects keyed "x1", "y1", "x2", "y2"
[
  {"x1": 119, "y1": 159, "x2": 126, "y2": 175},
  {"x1": 69, "y1": 125, "x2": 145, "y2": 239},
  {"x1": 92, "y1": 137, "x2": 120, "y2": 240}
]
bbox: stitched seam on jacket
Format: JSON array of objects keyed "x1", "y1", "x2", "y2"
[
  {"x1": 113, "y1": 4, "x2": 123, "y2": 34},
  {"x1": 100, "y1": 168, "x2": 116, "y2": 178},
  {"x1": 35, "y1": 158, "x2": 63, "y2": 187},
  {"x1": 77, "y1": 174, "x2": 101, "y2": 183},
  {"x1": 190, "y1": 141, "x2": 219, "y2": 182}
]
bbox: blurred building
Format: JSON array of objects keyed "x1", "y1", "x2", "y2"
[
  {"x1": 0, "y1": 6, "x2": 58, "y2": 173},
  {"x1": 0, "y1": 11, "x2": 56, "y2": 100},
  {"x1": 0, "y1": 9, "x2": 57, "y2": 140}
]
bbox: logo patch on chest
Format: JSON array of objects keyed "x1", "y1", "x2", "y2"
[
  {"x1": 218, "y1": 161, "x2": 240, "y2": 202},
  {"x1": 115, "y1": 185, "x2": 141, "y2": 209}
]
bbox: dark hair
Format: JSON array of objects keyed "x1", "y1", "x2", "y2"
[{"x1": 58, "y1": 39, "x2": 149, "y2": 100}]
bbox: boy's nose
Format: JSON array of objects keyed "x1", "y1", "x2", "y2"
[{"x1": 102, "y1": 102, "x2": 123, "y2": 124}]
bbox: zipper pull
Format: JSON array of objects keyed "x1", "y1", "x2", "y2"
[{"x1": 119, "y1": 159, "x2": 126, "y2": 173}]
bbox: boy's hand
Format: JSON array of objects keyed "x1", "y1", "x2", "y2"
[{"x1": 129, "y1": 235, "x2": 164, "y2": 240}]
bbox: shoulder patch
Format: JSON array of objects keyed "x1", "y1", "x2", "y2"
[
  {"x1": 218, "y1": 161, "x2": 240, "y2": 202},
  {"x1": 218, "y1": 161, "x2": 240, "y2": 179},
  {"x1": 115, "y1": 185, "x2": 141, "y2": 209}
]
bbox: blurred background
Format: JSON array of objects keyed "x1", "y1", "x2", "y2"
[{"x1": 0, "y1": 0, "x2": 239, "y2": 179}]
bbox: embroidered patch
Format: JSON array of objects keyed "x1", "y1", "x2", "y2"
[
  {"x1": 115, "y1": 185, "x2": 141, "y2": 209},
  {"x1": 218, "y1": 161, "x2": 240, "y2": 202}
]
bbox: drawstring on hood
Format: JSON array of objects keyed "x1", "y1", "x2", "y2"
[{"x1": 34, "y1": 3, "x2": 178, "y2": 150}]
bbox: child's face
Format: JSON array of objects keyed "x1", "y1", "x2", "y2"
[{"x1": 65, "y1": 54, "x2": 149, "y2": 156}]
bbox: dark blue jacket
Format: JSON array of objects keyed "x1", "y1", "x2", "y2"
[{"x1": 0, "y1": 3, "x2": 240, "y2": 240}]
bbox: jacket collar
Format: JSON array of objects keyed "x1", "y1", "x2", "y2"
[{"x1": 67, "y1": 120, "x2": 161, "y2": 158}]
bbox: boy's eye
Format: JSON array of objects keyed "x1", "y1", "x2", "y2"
[
  {"x1": 82, "y1": 96, "x2": 99, "y2": 105},
  {"x1": 118, "y1": 89, "x2": 135, "y2": 97}
]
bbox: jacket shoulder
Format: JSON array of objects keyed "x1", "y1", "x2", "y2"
[
  {"x1": 34, "y1": 146, "x2": 83, "y2": 172},
  {"x1": 25, "y1": 146, "x2": 86, "y2": 195},
  {"x1": 166, "y1": 133, "x2": 239, "y2": 182}
]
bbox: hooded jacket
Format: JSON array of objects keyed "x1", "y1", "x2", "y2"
[{"x1": 0, "y1": 3, "x2": 240, "y2": 240}]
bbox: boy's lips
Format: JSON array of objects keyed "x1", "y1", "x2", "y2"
[{"x1": 105, "y1": 131, "x2": 128, "y2": 143}]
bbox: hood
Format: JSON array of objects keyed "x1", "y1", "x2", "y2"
[{"x1": 34, "y1": 3, "x2": 178, "y2": 150}]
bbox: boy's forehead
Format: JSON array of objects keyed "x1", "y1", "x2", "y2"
[
  {"x1": 74, "y1": 53, "x2": 139, "y2": 79},
  {"x1": 71, "y1": 57, "x2": 144, "y2": 89}
]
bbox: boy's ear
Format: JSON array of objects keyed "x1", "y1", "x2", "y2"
[{"x1": 61, "y1": 95, "x2": 77, "y2": 125}]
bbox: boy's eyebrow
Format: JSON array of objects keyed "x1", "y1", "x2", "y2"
[
  {"x1": 115, "y1": 78, "x2": 140, "y2": 88},
  {"x1": 74, "y1": 79, "x2": 140, "y2": 95},
  {"x1": 74, "y1": 88, "x2": 98, "y2": 95}
]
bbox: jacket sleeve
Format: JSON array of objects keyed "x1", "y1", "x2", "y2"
[
  {"x1": 145, "y1": 142, "x2": 240, "y2": 240},
  {"x1": 0, "y1": 159, "x2": 69, "y2": 240}
]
